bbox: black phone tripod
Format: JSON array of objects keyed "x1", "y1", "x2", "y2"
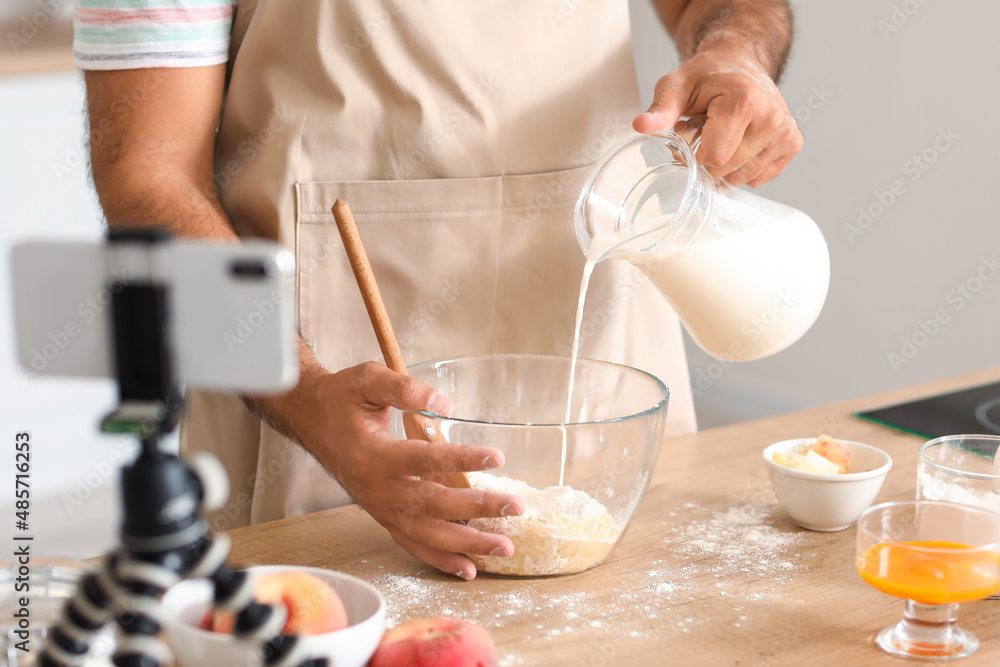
[{"x1": 39, "y1": 230, "x2": 326, "y2": 667}]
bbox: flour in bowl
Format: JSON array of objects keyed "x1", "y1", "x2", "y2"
[{"x1": 466, "y1": 472, "x2": 620, "y2": 576}]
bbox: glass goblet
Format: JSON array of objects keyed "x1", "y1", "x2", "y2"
[{"x1": 856, "y1": 500, "x2": 1000, "y2": 660}]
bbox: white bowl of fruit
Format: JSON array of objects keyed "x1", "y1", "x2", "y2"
[
  {"x1": 763, "y1": 435, "x2": 893, "y2": 532},
  {"x1": 161, "y1": 566, "x2": 386, "y2": 667}
]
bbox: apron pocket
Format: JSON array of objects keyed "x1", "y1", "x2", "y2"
[{"x1": 293, "y1": 165, "x2": 593, "y2": 369}]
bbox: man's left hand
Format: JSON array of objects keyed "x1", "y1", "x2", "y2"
[{"x1": 633, "y1": 49, "x2": 802, "y2": 187}]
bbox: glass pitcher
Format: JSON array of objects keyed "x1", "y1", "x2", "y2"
[{"x1": 575, "y1": 131, "x2": 830, "y2": 362}]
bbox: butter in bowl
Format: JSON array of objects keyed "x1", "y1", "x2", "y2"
[{"x1": 762, "y1": 436, "x2": 892, "y2": 532}]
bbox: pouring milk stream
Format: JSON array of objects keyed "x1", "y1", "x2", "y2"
[{"x1": 561, "y1": 131, "x2": 830, "y2": 484}]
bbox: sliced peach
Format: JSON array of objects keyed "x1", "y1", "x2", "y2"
[
  {"x1": 772, "y1": 451, "x2": 788, "y2": 467},
  {"x1": 197, "y1": 609, "x2": 215, "y2": 631},
  {"x1": 197, "y1": 608, "x2": 235, "y2": 634},
  {"x1": 786, "y1": 450, "x2": 840, "y2": 475},
  {"x1": 369, "y1": 617, "x2": 497, "y2": 667},
  {"x1": 812, "y1": 434, "x2": 851, "y2": 474}
]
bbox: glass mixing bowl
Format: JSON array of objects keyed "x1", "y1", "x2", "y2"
[{"x1": 392, "y1": 354, "x2": 669, "y2": 577}]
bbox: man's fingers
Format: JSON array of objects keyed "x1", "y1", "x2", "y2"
[
  {"x1": 696, "y1": 92, "x2": 756, "y2": 169},
  {"x1": 706, "y1": 105, "x2": 802, "y2": 182},
  {"x1": 352, "y1": 361, "x2": 453, "y2": 415},
  {"x1": 373, "y1": 438, "x2": 506, "y2": 477},
  {"x1": 385, "y1": 524, "x2": 480, "y2": 581},
  {"x1": 398, "y1": 514, "x2": 517, "y2": 559},
  {"x1": 633, "y1": 72, "x2": 691, "y2": 134},
  {"x1": 720, "y1": 144, "x2": 773, "y2": 186},
  {"x1": 416, "y1": 484, "x2": 526, "y2": 521},
  {"x1": 740, "y1": 124, "x2": 801, "y2": 187},
  {"x1": 704, "y1": 118, "x2": 776, "y2": 180}
]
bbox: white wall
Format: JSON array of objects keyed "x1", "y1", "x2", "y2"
[
  {"x1": 629, "y1": 0, "x2": 1000, "y2": 427},
  {"x1": 0, "y1": 72, "x2": 160, "y2": 558}
]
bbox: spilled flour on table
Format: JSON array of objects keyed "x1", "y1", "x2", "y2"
[
  {"x1": 662, "y1": 501, "x2": 804, "y2": 581},
  {"x1": 362, "y1": 501, "x2": 805, "y2": 666}
]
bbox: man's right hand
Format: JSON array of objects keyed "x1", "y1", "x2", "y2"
[{"x1": 249, "y1": 360, "x2": 526, "y2": 581}]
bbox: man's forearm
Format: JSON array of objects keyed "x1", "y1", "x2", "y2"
[{"x1": 655, "y1": 0, "x2": 793, "y2": 82}]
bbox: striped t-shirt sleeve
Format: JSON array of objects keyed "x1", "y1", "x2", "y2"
[{"x1": 73, "y1": 0, "x2": 236, "y2": 70}]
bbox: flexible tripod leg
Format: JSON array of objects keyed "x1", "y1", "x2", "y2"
[
  {"x1": 39, "y1": 554, "x2": 118, "y2": 667},
  {"x1": 41, "y1": 445, "x2": 328, "y2": 667}
]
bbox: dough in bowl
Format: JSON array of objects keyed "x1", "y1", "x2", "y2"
[{"x1": 466, "y1": 472, "x2": 620, "y2": 576}]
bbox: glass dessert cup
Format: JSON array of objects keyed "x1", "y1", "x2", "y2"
[
  {"x1": 917, "y1": 435, "x2": 1000, "y2": 508},
  {"x1": 917, "y1": 435, "x2": 1000, "y2": 600},
  {"x1": 855, "y1": 501, "x2": 1000, "y2": 660},
  {"x1": 392, "y1": 354, "x2": 669, "y2": 577}
]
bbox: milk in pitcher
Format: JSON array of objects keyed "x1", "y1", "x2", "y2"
[{"x1": 608, "y1": 194, "x2": 829, "y2": 361}]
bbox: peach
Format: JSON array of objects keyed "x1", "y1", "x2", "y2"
[
  {"x1": 197, "y1": 609, "x2": 216, "y2": 632},
  {"x1": 197, "y1": 570, "x2": 348, "y2": 636},
  {"x1": 812, "y1": 434, "x2": 851, "y2": 474},
  {"x1": 368, "y1": 617, "x2": 496, "y2": 667}
]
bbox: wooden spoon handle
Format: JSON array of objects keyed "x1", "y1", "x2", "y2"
[{"x1": 332, "y1": 199, "x2": 471, "y2": 489}]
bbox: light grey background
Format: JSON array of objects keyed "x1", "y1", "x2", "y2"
[{"x1": 1, "y1": 1, "x2": 997, "y2": 558}]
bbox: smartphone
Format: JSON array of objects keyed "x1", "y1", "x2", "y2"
[{"x1": 11, "y1": 238, "x2": 299, "y2": 393}]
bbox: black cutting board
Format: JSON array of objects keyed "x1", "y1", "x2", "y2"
[{"x1": 854, "y1": 381, "x2": 1000, "y2": 439}]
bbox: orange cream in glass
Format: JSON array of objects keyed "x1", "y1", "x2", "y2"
[{"x1": 858, "y1": 541, "x2": 1000, "y2": 605}]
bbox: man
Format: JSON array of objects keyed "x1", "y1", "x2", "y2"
[{"x1": 75, "y1": 0, "x2": 801, "y2": 580}]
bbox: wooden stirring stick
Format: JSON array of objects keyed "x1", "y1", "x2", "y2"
[{"x1": 332, "y1": 199, "x2": 472, "y2": 490}]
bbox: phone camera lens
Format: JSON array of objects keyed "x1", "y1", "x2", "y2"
[{"x1": 229, "y1": 260, "x2": 271, "y2": 279}]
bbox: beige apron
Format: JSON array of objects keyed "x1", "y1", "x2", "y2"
[{"x1": 181, "y1": 0, "x2": 697, "y2": 531}]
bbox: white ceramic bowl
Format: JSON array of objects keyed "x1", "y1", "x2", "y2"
[
  {"x1": 161, "y1": 565, "x2": 386, "y2": 667},
  {"x1": 762, "y1": 438, "x2": 893, "y2": 532}
]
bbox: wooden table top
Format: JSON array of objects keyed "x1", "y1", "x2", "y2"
[{"x1": 227, "y1": 368, "x2": 1000, "y2": 666}]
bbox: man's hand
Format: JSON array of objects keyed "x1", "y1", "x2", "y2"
[
  {"x1": 639, "y1": 0, "x2": 801, "y2": 187},
  {"x1": 247, "y1": 361, "x2": 526, "y2": 581},
  {"x1": 633, "y1": 50, "x2": 801, "y2": 187}
]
